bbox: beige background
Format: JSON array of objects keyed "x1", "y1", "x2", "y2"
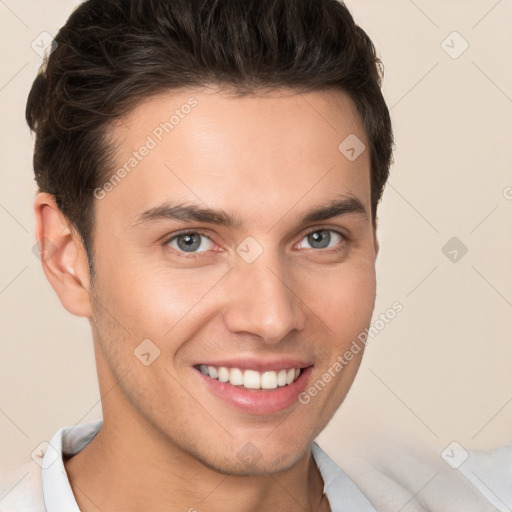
[{"x1": 1, "y1": 0, "x2": 511, "y2": 480}]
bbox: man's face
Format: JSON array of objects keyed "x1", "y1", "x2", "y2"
[{"x1": 89, "y1": 87, "x2": 377, "y2": 474}]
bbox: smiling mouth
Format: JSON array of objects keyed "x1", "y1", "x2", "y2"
[{"x1": 194, "y1": 364, "x2": 304, "y2": 391}]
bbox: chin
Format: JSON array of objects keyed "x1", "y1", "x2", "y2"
[{"x1": 191, "y1": 434, "x2": 311, "y2": 476}]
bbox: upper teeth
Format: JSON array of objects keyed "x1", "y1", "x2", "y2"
[{"x1": 198, "y1": 365, "x2": 301, "y2": 390}]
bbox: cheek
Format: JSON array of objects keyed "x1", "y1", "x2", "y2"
[
  {"x1": 96, "y1": 254, "x2": 229, "y2": 342},
  {"x1": 297, "y1": 261, "x2": 376, "y2": 339}
]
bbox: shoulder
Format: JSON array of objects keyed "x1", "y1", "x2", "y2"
[
  {"x1": 0, "y1": 461, "x2": 45, "y2": 512},
  {"x1": 329, "y1": 430, "x2": 510, "y2": 512}
]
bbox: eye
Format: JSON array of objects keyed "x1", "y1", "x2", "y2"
[
  {"x1": 166, "y1": 231, "x2": 215, "y2": 253},
  {"x1": 298, "y1": 229, "x2": 344, "y2": 250}
]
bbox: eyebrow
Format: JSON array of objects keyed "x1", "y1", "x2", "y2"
[{"x1": 132, "y1": 194, "x2": 367, "y2": 229}]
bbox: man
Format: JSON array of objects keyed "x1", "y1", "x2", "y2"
[
  {"x1": 1, "y1": 1, "x2": 509, "y2": 510},
  {"x1": 7, "y1": 0, "x2": 393, "y2": 510}
]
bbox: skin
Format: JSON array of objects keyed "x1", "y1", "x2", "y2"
[{"x1": 34, "y1": 87, "x2": 379, "y2": 511}]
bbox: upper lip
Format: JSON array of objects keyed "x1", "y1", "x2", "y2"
[{"x1": 192, "y1": 358, "x2": 313, "y2": 372}]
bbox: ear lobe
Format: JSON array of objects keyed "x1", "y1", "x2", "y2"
[
  {"x1": 374, "y1": 231, "x2": 380, "y2": 260},
  {"x1": 34, "y1": 192, "x2": 93, "y2": 318}
]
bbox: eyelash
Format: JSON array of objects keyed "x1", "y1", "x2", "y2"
[{"x1": 162, "y1": 227, "x2": 348, "y2": 259}]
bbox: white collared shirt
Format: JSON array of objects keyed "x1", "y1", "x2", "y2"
[{"x1": 0, "y1": 420, "x2": 378, "y2": 512}]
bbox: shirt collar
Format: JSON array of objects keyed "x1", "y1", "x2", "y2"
[
  {"x1": 311, "y1": 441, "x2": 377, "y2": 511},
  {"x1": 42, "y1": 420, "x2": 102, "y2": 512}
]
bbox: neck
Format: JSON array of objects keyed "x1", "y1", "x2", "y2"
[{"x1": 64, "y1": 413, "x2": 326, "y2": 512}]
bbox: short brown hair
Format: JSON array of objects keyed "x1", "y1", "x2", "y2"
[{"x1": 26, "y1": 0, "x2": 394, "y2": 276}]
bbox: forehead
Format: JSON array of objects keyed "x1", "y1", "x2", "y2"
[{"x1": 100, "y1": 87, "x2": 371, "y2": 229}]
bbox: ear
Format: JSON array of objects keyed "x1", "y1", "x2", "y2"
[{"x1": 34, "y1": 192, "x2": 93, "y2": 318}]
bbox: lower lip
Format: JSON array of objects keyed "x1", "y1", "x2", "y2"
[{"x1": 194, "y1": 366, "x2": 314, "y2": 415}]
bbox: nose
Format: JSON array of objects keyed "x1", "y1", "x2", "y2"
[{"x1": 222, "y1": 252, "x2": 307, "y2": 344}]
